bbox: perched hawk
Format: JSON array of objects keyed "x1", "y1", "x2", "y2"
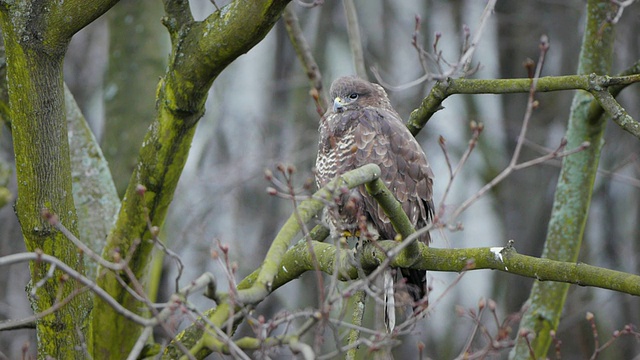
[{"x1": 315, "y1": 76, "x2": 434, "y2": 311}]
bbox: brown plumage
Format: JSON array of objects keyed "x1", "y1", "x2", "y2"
[{"x1": 315, "y1": 75, "x2": 434, "y2": 303}]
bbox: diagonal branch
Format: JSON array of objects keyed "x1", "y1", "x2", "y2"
[
  {"x1": 238, "y1": 163, "x2": 382, "y2": 304},
  {"x1": 591, "y1": 89, "x2": 640, "y2": 138},
  {"x1": 283, "y1": 4, "x2": 328, "y2": 114},
  {"x1": 93, "y1": 1, "x2": 292, "y2": 356},
  {"x1": 168, "y1": 235, "x2": 640, "y2": 357},
  {"x1": 166, "y1": 156, "x2": 640, "y2": 357}
]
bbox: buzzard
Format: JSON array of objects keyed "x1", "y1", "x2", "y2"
[{"x1": 315, "y1": 76, "x2": 434, "y2": 318}]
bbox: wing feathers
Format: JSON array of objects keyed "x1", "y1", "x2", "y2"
[{"x1": 350, "y1": 108, "x2": 434, "y2": 241}]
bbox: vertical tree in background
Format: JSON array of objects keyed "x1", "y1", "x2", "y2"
[
  {"x1": 103, "y1": 0, "x2": 168, "y2": 195},
  {"x1": 0, "y1": 1, "x2": 117, "y2": 356}
]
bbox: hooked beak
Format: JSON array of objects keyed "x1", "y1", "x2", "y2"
[{"x1": 333, "y1": 97, "x2": 347, "y2": 113}]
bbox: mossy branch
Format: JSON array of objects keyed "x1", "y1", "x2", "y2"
[
  {"x1": 237, "y1": 163, "x2": 382, "y2": 304},
  {"x1": 168, "y1": 236, "x2": 640, "y2": 358},
  {"x1": 283, "y1": 4, "x2": 327, "y2": 114},
  {"x1": 365, "y1": 176, "x2": 422, "y2": 266},
  {"x1": 406, "y1": 73, "x2": 640, "y2": 137},
  {"x1": 267, "y1": 240, "x2": 640, "y2": 297},
  {"x1": 93, "y1": 1, "x2": 292, "y2": 357},
  {"x1": 164, "y1": 164, "x2": 382, "y2": 358},
  {"x1": 237, "y1": 164, "x2": 420, "y2": 304},
  {"x1": 591, "y1": 89, "x2": 640, "y2": 138},
  {"x1": 160, "y1": 0, "x2": 291, "y2": 122},
  {"x1": 346, "y1": 290, "x2": 366, "y2": 360},
  {"x1": 167, "y1": 159, "x2": 640, "y2": 358},
  {"x1": 45, "y1": 0, "x2": 119, "y2": 47}
]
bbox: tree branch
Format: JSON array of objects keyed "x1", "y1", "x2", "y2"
[
  {"x1": 166, "y1": 156, "x2": 640, "y2": 357},
  {"x1": 238, "y1": 163, "x2": 382, "y2": 304},
  {"x1": 283, "y1": 4, "x2": 328, "y2": 115},
  {"x1": 591, "y1": 89, "x2": 640, "y2": 138},
  {"x1": 243, "y1": 239, "x2": 640, "y2": 305},
  {"x1": 406, "y1": 73, "x2": 640, "y2": 136},
  {"x1": 46, "y1": 0, "x2": 119, "y2": 45},
  {"x1": 0, "y1": 1, "x2": 115, "y2": 353},
  {"x1": 166, "y1": 232, "x2": 640, "y2": 358},
  {"x1": 512, "y1": 1, "x2": 618, "y2": 358},
  {"x1": 93, "y1": 0, "x2": 292, "y2": 356},
  {"x1": 266, "y1": 237, "x2": 640, "y2": 303}
]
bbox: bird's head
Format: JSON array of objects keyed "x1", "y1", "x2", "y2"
[{"x1": 328, "y1": 76, "x2": 390, "y2": 113}]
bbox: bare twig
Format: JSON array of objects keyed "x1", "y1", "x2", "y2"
[
  {"x1": 1, "y1": 286, "x2": 90, "y2": 331},
  {"x1": 437, "y1": 121, "x2": 484, "y2": 219},
  {"x1": 591, "y1": 89, "x2": 640, "y2": 139},
  {"x1": 147, "y1": 224, "x2": 184, "y2": 292},
  {"x1": 609, "y1": 0, "x2": 636, "y2": 24},
  {"x1": 283, "y1": 4, "x2": 327, "y2": 115},
  {"x1": 0, "y1": 253, "x2": 150, "y2": 328},
  {"x1": 42, "y1": 209, "x2": 126, "y2": 271},
  {"x1": 511, "y1": 35, "x2": 549, "y2": 167},
  {"x1": 584, "y1": 311, "x2": 640, "y2": 360},
  {"x1": 190, "y1": 306, "x2": 251, "y2": 360},
  {"x1": 127, "y1": 273, "x2": 218, "y2": 360},
  {"x1": 459, "y1": 0, "x2": 497, "y2": 74},
  {"x1": 443, "y1": 35, "x2": 591, "y2": 223},
  {"x1": 373, "y1": 0, "x2": 496, "y2": 90},
  {"x1": 30, "y1": 261, "x2": 57, "y2": 300}
]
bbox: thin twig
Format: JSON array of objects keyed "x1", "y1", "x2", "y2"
[
  {"x1": 373, "y1": 0, "x2": 496, "y2": 90},
  {"x1": 444, "y1": 35, "x2": 589, "y2": 223},
  {"x1": 610, "y1": 0, "x2": 635, "y2": 24},
  {"x1": 283, "y1": 4, "x2": 327, "y2": 115},
  {"x1": 437, "y1": 122, "x2": 483, "y2": 219},
  {"x1": 510, "y1": 35, "x2": 549, "y2": 167},
  {"x1": 42, "y1": 209, "x2": 126, "y2": 271},
  {"x1": 1, "y1": 286, "x2": 90, "y2": 331},
  {"x1": 0, "y1": 253, "x2": 150, "y2": 328},
  {"x1": 459, "y1": 0, "x2": 497, "y2": 73}
]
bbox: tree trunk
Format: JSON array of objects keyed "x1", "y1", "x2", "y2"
[
  {"x1": 0, "y1": 0, "x2": 118, "y2": 357},
  {"x1": 0, "y1": 11, "x2": 90, "y2": 360}
]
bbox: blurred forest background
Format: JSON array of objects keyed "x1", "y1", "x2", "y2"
[{"x1": 1, "y1": 0, "x2": 639, "y2": 358}]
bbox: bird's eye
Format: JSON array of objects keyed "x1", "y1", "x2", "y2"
[{"x1": 348, "y1": 93, "x2": 359, "y2": 100}]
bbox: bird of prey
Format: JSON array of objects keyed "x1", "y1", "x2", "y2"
[{"x1": 315, "y1": 76, "x2": 434, "y2": 327}]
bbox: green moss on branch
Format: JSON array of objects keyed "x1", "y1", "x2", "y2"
[
  {"x1": 406, "y1": 73, "x2": 640, "y2": 136},
  {"x1": 93, "y1": 1, "x2": 293, "y2": 357},
  {"x1": 512, "y1": 1, "x2": 618, "y2": 358}
]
